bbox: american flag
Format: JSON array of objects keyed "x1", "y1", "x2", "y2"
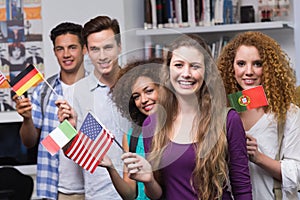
[
  {"x1": 0, "y1": 71, "x2": 7, "y2": 85},
  {"x1": 65, "y1": 112, "x2": 114, "y2": 173}
]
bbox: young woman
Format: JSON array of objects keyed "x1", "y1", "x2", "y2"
[
  {"x1": 121, "y1": 34, "x2": 252, "y2": 200},
  {"x1": 217, "y1": 31, "x2": 300, "y2": 200},
  {"x1": 99, "y1": 58, "x2": 163, "y2": 200}
]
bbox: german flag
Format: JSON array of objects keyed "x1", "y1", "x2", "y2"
[{"x1": 10, "y1": 64, "x2": 43, "y2": 96}]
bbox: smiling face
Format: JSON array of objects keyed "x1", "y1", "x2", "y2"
[
  {"x1": 54, "y1": 33, "x2": 85, "y2": 73},
  {"x1": 169, "y1": 46, "x2": 205, "y2": 97},
  {"x1": 233, "y1": 45, "x2": 263, "y2": 90},
  {"x1": 86, "y1": 29, "x2": 121, "y2": 78},
  {"x1": 131, "y1": 76, "x2": 159, "y2": 116}
]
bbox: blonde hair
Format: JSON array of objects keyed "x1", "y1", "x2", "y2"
[
  {"x1": 148, "y1": 34, "x2": 229, "y2": 199},
  {"x1": 217, "y1": 31, "x2": 296, "y2": 122}
]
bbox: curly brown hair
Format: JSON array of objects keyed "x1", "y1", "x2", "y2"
[
  {"x1": 217, "y1": 31, "x2": 296, "y2": 122},
  {"x1": 110, "y1": 57, "x2": 163, "y2": 152}
]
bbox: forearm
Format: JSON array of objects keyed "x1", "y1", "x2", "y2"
[
  {"x1": 144, "y1": 176, "x2": 163, "y2": 200},
  {"x1": 253, "y1": 152, "x2": 282, "y2": 181},
  {"x1": 107, "y1": 167, "x2": 136, "y2": 200},
  {"x1": 19, "y1": 117, "x2": 39, "y2": 148}
]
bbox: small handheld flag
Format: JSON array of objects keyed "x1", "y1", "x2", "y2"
[
  {"x1": 41, "y1": 120, "x2": 77, "y2": 156},
  {"x1": 65, "y1": 112, "x2": 114, "y2": 174},
  {"x1": 9, "y1": 64, "x2": 43, "y2": 96},
  {"x1": 228, "y1": 85, "x2": 268, "y2": 112},
  {"x1": 0, "y1": 71, "x2": 7, "y2": 85}
]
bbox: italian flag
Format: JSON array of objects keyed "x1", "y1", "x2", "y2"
[
  {"x1": 9, "y1": 64, "x2": 43, "y2": 96},
  {"x1": 228, "y1": 85, "x2": 268, "y2": 112},
  {"x1": 41, "y1": 120, "x2": 77, "y2": 156}
]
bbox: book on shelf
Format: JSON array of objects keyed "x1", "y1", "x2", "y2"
[
  {"x1": 187, "y1": 0, "x2": 196, "y2": 27},
  {"x1": 157, "y1": 0, "x2": 165, "y2": 28},
  {"x1": 181, "y1": 0, "x2": 189, "y2": 26},
  {"x1": 214, "y1": 0, "x2": 224, "y2": 24},
  {"x1": 174, "y1": 0, "x2": 182, "y2": 27},
  {"x1": 143, "y1": 0, "x2": 291, "y2": 30},
  {"x1": 164, "y1": 0, "x2": 174, "y2": 27},
  {"x1": 151, "y1": 0, "x2": 157, "y2": 28},
  {"x1": 144, "y1": 0, "x2": 152, "y2": 29},
  {"x1": 194, "y1": 0, "x2": 202, "y2": 25},
  {"x1": 144, "y1": 0, "x2": 153, "y2": 29},
  {"x1": 210, "y1": 36, "x2": 230, "y2": 60},
  {"x1": 223, "y1": 0, "x2": 233, "y2": 24},
  {"x1": 144, "y1": 41, "x2": 165, "y2": 60}
]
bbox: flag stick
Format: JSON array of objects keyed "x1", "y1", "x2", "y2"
[
  {"x1": 34, "y1": 64, "x2": 59, "y2": 97},
  {"x1": 113, "y1": 137, "x2": 126, "y2": 153},
  {"x1": 90, "y1": 111, "x2": 126, "y2": 153},
  {"x1": 41, "y1": 75, "x2": 59, "y2": 97}
]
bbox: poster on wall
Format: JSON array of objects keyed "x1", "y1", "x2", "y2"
[{"x1": 0, "y1": 0, "x2": 43, "y2": 112}]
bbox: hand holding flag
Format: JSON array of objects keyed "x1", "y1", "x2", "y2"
[
  {"x1": 65, "y1": 112, "x2": 115, "y2": 174},
  {"x1": 228, "y1": 85, "x2": 268, "y2": 112}
]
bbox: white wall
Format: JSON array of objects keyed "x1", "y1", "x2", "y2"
[{"x1": 41, "y1": 0, "x2": 144, "y2": 77}]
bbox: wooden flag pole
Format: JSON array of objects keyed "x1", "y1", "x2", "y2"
[{"x1": 33, "y1": 64, "x2": 59, "y2": 97}]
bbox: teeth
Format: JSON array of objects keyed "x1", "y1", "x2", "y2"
[
  {"x1": 144, "y1": 105, "x2": 153, "y2": 111},
  {"x1": 179, "y1": 81, "x2": 193, "y2": 85},
  {"x1": 245, "y1": 79, "x2": 254, "y2": 84},
  {"x1": 64, "y1": 61, "x2": 72, "y2": 65}
]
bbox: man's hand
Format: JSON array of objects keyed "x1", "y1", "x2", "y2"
[
  {"x1": 12, "y1": 94, "x2": 32, "y2": 119},
  {"x1": 55, "y1": 100, "x2": 77, "y2": 127}
]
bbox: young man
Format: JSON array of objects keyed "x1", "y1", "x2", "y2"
[
  {"x1": 13, "y1": 22, "x2": 87, "y2": 200},
  {"x1": 57, "y1": 15, "x2": 130, "y2": 200}
]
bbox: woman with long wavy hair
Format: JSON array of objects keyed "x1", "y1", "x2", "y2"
[{"x1": 122, "y1": 34, "x2": 252, "y2": 200}]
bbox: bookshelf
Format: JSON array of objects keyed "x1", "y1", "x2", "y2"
[
  {"x1": 136, "y1": 21, "x2": 293, "y2": 35},
  {"x1": 137, "y1": 0, "x2": 298, "y2": 80},
  {"x1": 137, "y1": 20, "x2": 294, "y2": 60}
]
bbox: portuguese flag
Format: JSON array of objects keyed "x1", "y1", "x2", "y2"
[
  {"x1": 228, "y1": 85, "x2": 268, "y2": 112},
  {"x1": 9, "y1": 64, "x2": 43, "y2": 96}
]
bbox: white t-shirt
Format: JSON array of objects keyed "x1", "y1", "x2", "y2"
[
  {"x1": 72, "y1": 73, "x2": 130, "y2": 200},
  {"x1": 57, "y1": 81, "x2": 84, "y2": 194}
]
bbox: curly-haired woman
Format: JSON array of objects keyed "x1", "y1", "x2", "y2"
[
  {"x1": 121, "y1": 34, "x2": 252, "y2": 200},
  {"x1": 100, "y1": 57, "x2": 163, "y2": 200},
  {"x1": 217, "y1": 31, "x2": 300, "y2": 200}
]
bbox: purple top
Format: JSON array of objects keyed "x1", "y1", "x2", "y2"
[{"x1": 143, "y1": 109, "x2": 252, "y2": 200}]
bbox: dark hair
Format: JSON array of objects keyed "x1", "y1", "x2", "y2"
[
  {"x1": 111, "y1": 57, "x2": 163, "y2": 152},
  {"x1": 8, "y1": 42, "x2": 25, "y2": 57},
  {"x1": 83, "y1": 15, "x2": 121, "y2": 47},
  {"x1": 50, "y1": 22, "x2": 84, "y2": 47}
]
